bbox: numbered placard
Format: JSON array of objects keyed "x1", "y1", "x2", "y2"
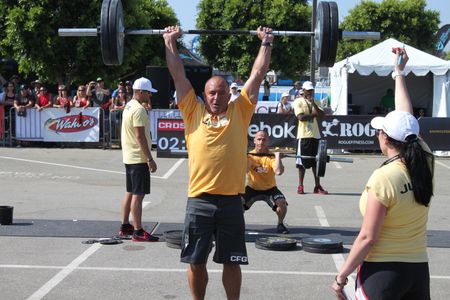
[{"x1": 156, "y1": 119, "x2": 187, "y2": 158}]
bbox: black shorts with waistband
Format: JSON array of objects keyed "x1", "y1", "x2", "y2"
[
  {"x1": 125, "y1": 163, "x2": 150, "y2": 195},
  {"x1": 296, "y1": 138, "x2": 319, "y2": 169},
  {"x1": 181, "y1": 194, "x2": 248, "y2": 265},
  {"x1": 242, "y1": 186, "x2": 286, "y2": 212}
]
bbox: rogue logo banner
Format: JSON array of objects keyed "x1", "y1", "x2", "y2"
[{"x1": 157, "y1": 114, "x2": 450, "y2": 157}]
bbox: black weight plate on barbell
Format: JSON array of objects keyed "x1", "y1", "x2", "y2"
[
  {"x1": 327, "y1": 1, "x2": 339, "y2": 67},
  {"x1": 107, "y1": 0, "x2": 124, "y2": 65},
  {"x1": 301, "y1": 236, "x2": 343, "y2": 249},
  {"x1": 315, "y1": 1, "x2": 330, "y2": 67},
  {"x1": 317, "y1": 139, "x2": 327, "y2": 177},
  {"x1": 100, "y1": 0, "x2": 112, "y2": 65},
  {"x1": 255, "y1": 237, "x2": 297, "y2": 251}
]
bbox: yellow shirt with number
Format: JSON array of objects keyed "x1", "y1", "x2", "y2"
[
  {"x1": 293, "y1": 97, "x2": 322, "y2": 139},
  {"x1": 247, "y1": 150, "x2": 276, "y2": 190},
  {"x1": 359, "y1": 141, "x2": 433, "y2": 262},
  {"x1": 179, "y1": 89, "x2": 255, "y2": 197},
  {"x1": 121, "y1": 99, "x2": 151, "y2": 164}
]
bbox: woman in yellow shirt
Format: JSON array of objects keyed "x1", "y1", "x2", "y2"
[{"x1": 331, "y1": 49, "x2": 434, "y2": 299}]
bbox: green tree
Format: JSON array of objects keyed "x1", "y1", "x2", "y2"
[
  {"x1": 0, "y1": 0, "x2": 177, "y2": 86},
  {"x1": 196, "y1": 0, "x2": 311, "y2": 79},
  {"x1": 337, "y1": 0, "x2": 440, "y2": 60}
]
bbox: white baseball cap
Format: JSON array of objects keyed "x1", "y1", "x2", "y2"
[
  {"x1": 281, "y1": 92, "x2": 289, "y2": 98},
  {"x1": 132, "y1": 77, "x2": 158, "y2": 93},
  {"x1": 230, "y1": 82, "x2": 238, "y2": 88},
  {"x1": 371, "y1": 110, "x2": 419, "y2": 142},
  {"x1": 302, "y1": 81, "x2": 314, "y2": 90}
]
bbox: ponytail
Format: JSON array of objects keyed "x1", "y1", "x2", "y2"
[{"x1": 390, "y1": 135, "x2": 434, "y2": 206}]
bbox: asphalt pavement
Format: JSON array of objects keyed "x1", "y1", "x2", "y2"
[{"x1": 0, "y1": 147, "x2": 449, "y2": 300}]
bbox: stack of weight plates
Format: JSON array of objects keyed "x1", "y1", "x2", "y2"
[
  {"x1": 163, "y1": 230, "x2": 183, "y2": 249},
  {"x1": 255, "y1": 237, "x2": 298, "y2": 251},
  {"x1": 301, "y1": 236, "x2": 343, "y2": 253}
]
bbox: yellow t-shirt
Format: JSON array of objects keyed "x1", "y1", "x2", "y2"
[
  {"x1": 293, "y1": 97, "x2": 322, "y2": 139},
  {"x1": 121, "y1": 99, "x2": 151, "y2": 164},
  {"x1": 247, "y1": 150, "x2": 276, "y2": 190},
  {"x1": 178, "y1": 89, "x2": 255, "y2": 197},
  {"x1": 359, "y1": 146, "x2": 433, "y2": 262}
]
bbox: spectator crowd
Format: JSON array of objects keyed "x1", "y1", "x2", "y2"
[{"x1": 0, "y1": 76, "x2": 147, "y2": 118}]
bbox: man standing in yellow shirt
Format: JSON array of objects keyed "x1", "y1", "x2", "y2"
[
  {"x1": 292, "y1": 81, "x2": 328, "y2": 195},
  {"x1": 164, "y1": 25, "x2": 274, "y2": 300},
  {"x1": 118, "y1": 77, "x2": 158, "y2": 242},
  {"x1": 244, "y1": 130, "x2": 289, "y2": 234}
]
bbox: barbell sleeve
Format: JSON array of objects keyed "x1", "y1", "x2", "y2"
[
  {"x1": 58, "y1": 28, "x2": 99, "y2": 37},
  {"x1": 341, "y1": 30, "x2": 380, "y2": 40},
  {"x1": 328, "y1": 157, "x2": 353, "y2": 163}
]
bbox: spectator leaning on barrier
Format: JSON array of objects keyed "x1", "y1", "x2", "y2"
[
  {"x1": 14, "y1": 85, "x2": 35, "y2": 117},
  {"x1": 111, "y1": 88, "x2": 129, "y2": 112},
  {"x1": 73, "y1": 85, "x2": 90, "y2": 109},
  {"x1": 111, "y1": 87, "x2": 129, "y2": 140},
  {"x1": 125, "y1": 80, "x2": 133, "y2": 98},
  {"x1": 92, "y1": 77, "x2": 112, "y2": 113},
  {"x1": 53, "y1": 85, "x2": 72, "y2": 113},
  {"x1": 31, "y1": 80, "x2": 43, "y2": 97},
  {"x1": 111, "y1": 81, "x2": 124, "y2": 98},
  {"x1": 35, "y1": 86, "x2": 52, "y2": 111},
  {"x1": 2, "y1": 82, "x2": 16, "y2": 114}
]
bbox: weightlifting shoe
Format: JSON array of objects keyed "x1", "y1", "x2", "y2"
[
  {"x1": 297, "y1": 185, "x2": 305, "y2": 194},
  {"x1": 118, "y1": 223, "x2": 134, "y2": 237},
  {"x1": 132, "y1": 229, "x2": 159, "y2": 242},
  {"x1": 313, "y1": 185, "x2": 328, "y2": 195},
  {"x1": 277, "y1": 223, "x2": 290, "y2": 234}
]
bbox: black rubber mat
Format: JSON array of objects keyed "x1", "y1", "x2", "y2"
[
  {"x1": 0, "y1": 219, "x2": 158, "y2": 238},
  {"x1": 1, "y1": 221, "x2": 449, "y2": 248},
  {"x1": 243, "y1": 225, "x2": 450, "y2": 249}
]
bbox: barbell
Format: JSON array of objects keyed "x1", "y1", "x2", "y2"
[
  {"x1": 58, "y1": 0, "x2": 380, "y2": 66},
  {"x1": 248, "y1": 140, "x2": 353, "y2": 177}
]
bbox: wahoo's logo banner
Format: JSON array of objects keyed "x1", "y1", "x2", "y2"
[{"x1": 41, "y1": 108, "x2": 100, "y2": 142}]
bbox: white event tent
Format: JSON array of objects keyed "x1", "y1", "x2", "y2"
[{"x1": 329, "y1": 38, "x2": 450, "y2": 117}]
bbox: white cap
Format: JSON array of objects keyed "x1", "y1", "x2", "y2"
[
  {"x1": 281, "y1": 92, "x2": 289, "y2": 98},
  {"x1": 302, "y1": 81, "x2": 314, "y2": 90},
  {"x1": 132, "y1": 77, "x2": 157, "y2": 93},
  {"x1": 230, "y1": 82, "x2": 238, "y2": 88},
  {"x1": 371, "y1": 110, "x2": 419, "y2": 142}
]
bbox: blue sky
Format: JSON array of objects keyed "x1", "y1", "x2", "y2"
[{"x1": 166, "y1": 0, "x2": 449, "y2": 47}]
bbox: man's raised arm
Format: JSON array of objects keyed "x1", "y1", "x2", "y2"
[
  {"x1": 163, "y1": 26, "x2": 192, "y2": 105},
  {"x1": 243, "y1": 26, "x2": 274, "y2": 104}
]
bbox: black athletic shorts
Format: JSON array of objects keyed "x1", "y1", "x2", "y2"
[
  {"x1": 125, "y1": 163, "x2": 150, "y2": 195},
  {"x1": 296, "y1": 138, "x2": 319, "y2": 169},
  {"x1": 181, "y1": 194, "x2": 248, "y2": 265},
  {"x1": 242, "y1": 186, "x2": 287, "y2": 212},
  {"x1": 356, "y1": 261, "x2": 430, "y2": 300}
]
